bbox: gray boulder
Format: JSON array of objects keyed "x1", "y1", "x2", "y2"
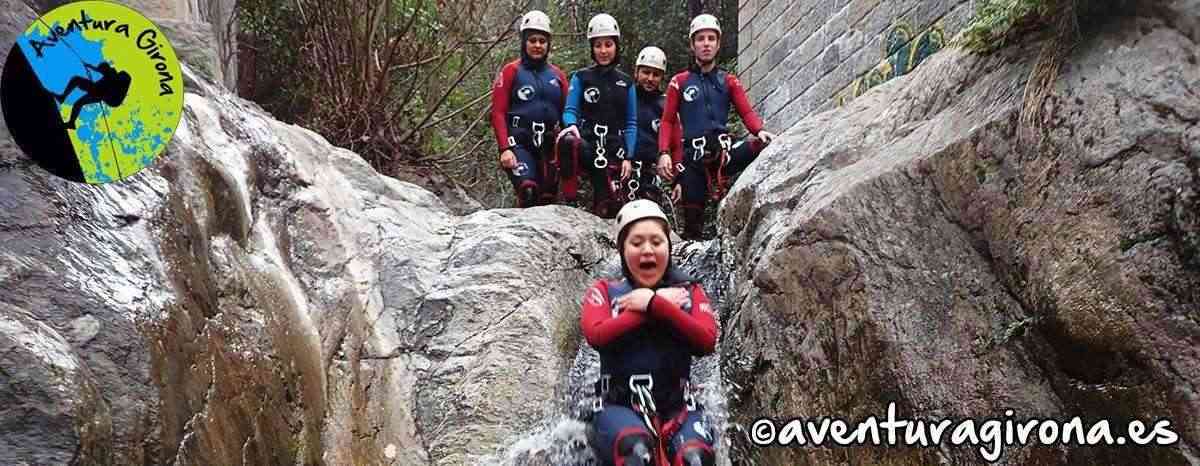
[
  {"x1": 720, "y1": 5, "x2": 1199, "y2": 465},
  {"x1": 1, "y1": 18, "x2": 609, "y2": 466}
]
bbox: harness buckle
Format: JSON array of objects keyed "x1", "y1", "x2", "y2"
[
  {"x1": 511, "y1": 115, "x2": 521, "y2": 128},
  {"x1": 531, "y1": 121, "x2": 545, "y2": 148},
  {"x1": 507, "y1": 136, "x2": 517, "y2": 149}
]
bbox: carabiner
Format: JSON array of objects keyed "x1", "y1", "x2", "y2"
[
  {"x1": 593, "y1": 374, "x2": 611, "y2": 413},
  {"x1": 691, "y1": 137, "x2": 707, "y2": 162},
  {"x1": 531, "y1": 121, "x2": 545, "y2": 148},
  {"x1": 718, "y1": 133, "x2": 733, "y2": 152}
]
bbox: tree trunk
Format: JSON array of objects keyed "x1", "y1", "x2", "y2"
[{"x1": 688, "y1": 0, "x2": 703, "y2": 18}]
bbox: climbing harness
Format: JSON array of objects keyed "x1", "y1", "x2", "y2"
[{"x1": 509, "y1": 116, "x2": 548, "y2": 149}]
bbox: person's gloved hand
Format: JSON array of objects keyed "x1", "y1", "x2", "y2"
[
  {"x1": 757, "y1": 130, "x2": 776, "y2": 146},
  {"x1": 499, "y1": 149, "x2": 517, "y2": 169}
]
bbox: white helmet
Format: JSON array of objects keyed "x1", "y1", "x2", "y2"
[
  {"x1": 587, "y1": 13, "x2": 620, "y2": 40},
  {"x1": 615, "y1": 199, "x2": 669, "y2": 239},
  {"x1": 689, "y1": 14, "x2": 721, "y2": 39},
  {"x1": 520, "y1": 10, "x2": 552, "y2": 35},
  {"x1": 636, "y1": 46, "x2": 667, "y2": 71}
]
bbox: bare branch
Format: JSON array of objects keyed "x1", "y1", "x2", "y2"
[{"x1": 416, "y1": 90, "x2": 492, "y2": 132}]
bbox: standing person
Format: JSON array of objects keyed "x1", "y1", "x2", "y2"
[
  {"x1": 491, "y1": 10, "x2": 569, "y2": 207},
  {"x1": 581, "y1": 200, "x2": 718, "y2": 466},
  {"x1": 621, "y1": 46, "x2": 681, "y2": 209},
  {"x1": 556, "y1": 13, "x2": 638, "y2": 219},
  {"x1": 658, "y1": 14, "x2": 777, "y2": 240}
]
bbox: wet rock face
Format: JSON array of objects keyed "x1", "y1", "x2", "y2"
[
  {"x1": 1, "y1": 5, "x2": 608, "y2": 464},
  {"x1": 720, "y1": 5, "x2": 1200, "y2": 466},
  {"x1": 0, "y1": 306, "x2": 113, "y2": 466}
]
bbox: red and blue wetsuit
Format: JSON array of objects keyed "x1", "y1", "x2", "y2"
[
  {"x1": 557, "y1": 64, "x2": 639, "y2": 218},
  {"x1": 581, "y1": 271, "x2": 718, "y2": 466},
  {"x1": 627, "y1": 86, "x2": 682, "y2": 207},
  {"x1": 490, "y1": 55, "x2": 568, "y2": 206},
  {"x1": 659, "y1": 64, "x2": 766, "y2": 239}
]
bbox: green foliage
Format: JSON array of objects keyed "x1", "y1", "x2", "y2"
[
  {"x1": 543, "y1": 1, "x2": 739, "y2": 77},
  {"x1": 237, "y1": 0, "x2": 744, "y2": 209},
  {"x1": 958, "y1": 0, "x2": 1054, "y2": 52}
]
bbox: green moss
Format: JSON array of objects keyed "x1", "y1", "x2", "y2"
[
  {"x1": 1118, "y1": 231, "x2": 1167, "y2": 252},
  {"x1": 554, "y1": 305, "x2": 582, "y2": 367},
  {"x1": 958, "y1": 0, "x2": 1058, "y2": 53}
]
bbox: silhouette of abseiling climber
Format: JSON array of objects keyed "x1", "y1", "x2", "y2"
[{"x1": 54, "y1": 61, "x2": 131, "y2": 130}]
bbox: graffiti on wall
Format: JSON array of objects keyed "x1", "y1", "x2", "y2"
[{"x1": 834, "y1": 22, "x2": 946, "y2": 107}]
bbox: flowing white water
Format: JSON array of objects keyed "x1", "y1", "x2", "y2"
[{"x1": 485, "y1": 239, "x2": 738, "y2": 466}]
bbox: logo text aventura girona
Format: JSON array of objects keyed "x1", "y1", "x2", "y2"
[{"x1": 28, "y1": 9, "x2": 176, "y2": 97}]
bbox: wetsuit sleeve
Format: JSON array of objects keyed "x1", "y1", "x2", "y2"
[
  {"x1": 625, "y1": 84, "x2": 638, "y2": 159},
  {"x1": 727, "y1": 74, "x2": 764, "y2": 136},
  {"x1": 648, "y1": 284, "x2": 717, "y2": 355},
  {"x1": 581, "y1": 281, "x2": 647, "y2": 349},
  {"x1": 490, "y1": 63, "x2": 517, "y2": 151},
  {"x1": 670, "y1": 117, "x2": 683, "y2": 165},
  {"x1": 659, "y1": 74, "x2": 683, "y2": 153},
  {"x1": 562, "y1": 73, "x2": 583, "y2": 128},
  {"x1": 554, "y1": 67, "x2": 569, "y2": 118}
]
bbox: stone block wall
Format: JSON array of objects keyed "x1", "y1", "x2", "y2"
[{"x1": 737, "y1": 0, "x2": 979, "y2": 132}]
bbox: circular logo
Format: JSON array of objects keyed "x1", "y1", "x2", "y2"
[
  {"x1": 1, "y1": 2, "x2": 184, "y2": 184},
  {"x1": 584, "y1": 87, "x2": 600, "y2": 104},
  {"x1": 516, "y1": 85, "x2": 534, "y2": 101},
  {"x1": 682, "y1": 85, "x2": 699, "y2": 102}
]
